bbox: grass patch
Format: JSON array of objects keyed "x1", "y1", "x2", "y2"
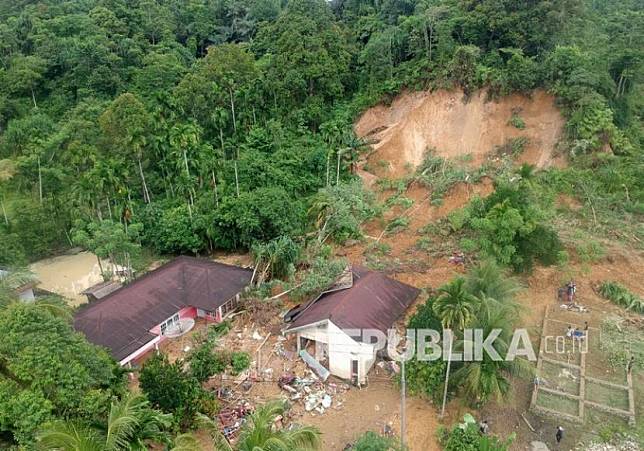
[
  {"x1": 536, "y1": 391, "x2": 579, "y2": 417},
  {"x1": 540, "y1": 360, "x2": 581, "y2": 395},
  {"x1": 585, "y1": 381, "x2": 629, "y2": 411}
]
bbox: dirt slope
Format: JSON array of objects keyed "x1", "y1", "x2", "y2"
[{"x1": 355, "y1": 88, "x2": 565, "y2": 178}]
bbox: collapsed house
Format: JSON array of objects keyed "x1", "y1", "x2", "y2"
[
  {"x1": 74, "y1": 256, "x2": 252, "y2": 366},
  {"x1": 284, "y1": 266, "x2": 419, "y2": 384}
]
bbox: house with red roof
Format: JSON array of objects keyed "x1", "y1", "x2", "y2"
[
  {"x1": 284, "y1": 267, "x2": 420, "y2": 384},
  {"x1": 74, "y1": 256, "x2": 252, "y2": 366}
]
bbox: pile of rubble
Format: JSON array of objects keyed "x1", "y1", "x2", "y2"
[
  {"x1": 574, "y1": 437, "x2": 641, "y2": 451},
  {"x1": 278, "y1": 372, "x2": 351, "y2": 416},
  {"x1": 218, "y1": 401, "x2": 253, "y2": 440}
]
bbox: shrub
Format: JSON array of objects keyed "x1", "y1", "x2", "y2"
[
  {"x1": 187, "y1": 343, "x2": 228, "y2": 382},
  {"x1": 386, "y1": 217, "x2": 410, "y2": 233},
  {"x1": 508, "y1": 113, "x2": 526, "y2": 130},
  {"x1": 139, "y1": 353, "x2": 203, "y2": 428},
  {"x1": 466, "y1": 181, "x2": 563, "y2": 272},
  {"x1": 415, "y1": 150, "x2": 469, "y2": 202},
  {"x1": 447, "y1": 208, "x2": 470, "y2": 232},
  {"x1": 494, "y1": 137, "x2": 530, "y2": 157},
  {"x1": 352, "y1": 431, "x2": 399, "y2": 450},
  {"x1": 231, "y1": 352, "x2": 251, "y2": 375},
  {"x1": 439, "y1": 414, "x2": 515, "y2": 451}
]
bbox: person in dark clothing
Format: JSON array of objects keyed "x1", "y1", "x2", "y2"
[
  {"x1": 628, "y1": 356, "x2": 635, "y2": 374},
  {"x1": 566, "y1": 281, "x2": 576, "y2": 302},
  {"x1": 556, "y1": 426, "x2": 564, "y2": 444},
  {"x1": 479, "y1": 420, "x2": 489, "y2": 435}
]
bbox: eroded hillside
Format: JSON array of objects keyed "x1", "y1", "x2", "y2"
[{"x1": 355, "y1": 89, "x2": 565, "y2": 178}]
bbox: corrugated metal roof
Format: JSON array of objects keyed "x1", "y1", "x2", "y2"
[
  {"x1": 81, "y1": 281, "x2": 122, "y2": 299},
  {"x1": 286, "y1": 267, "x2": 419, "y2": 338},
  {"x1": 74, "y1": 257, "x2": 252, "y2": 361}
]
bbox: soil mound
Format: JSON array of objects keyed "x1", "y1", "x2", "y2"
[{"x1": 355, "y1": 89, "x2": 565, "y2": 178}]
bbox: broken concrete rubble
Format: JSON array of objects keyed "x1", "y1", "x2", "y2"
[{"x1": 278, "y1": 371, "x2": 350, "y2": 416}]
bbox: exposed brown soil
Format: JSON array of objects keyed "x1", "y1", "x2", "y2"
[
  {"x1": 345, "y1": 88, "x2": 644, "y2": 450},
  {"x1": 355, "y1": 88, "x2": 565, "y2": 178}
]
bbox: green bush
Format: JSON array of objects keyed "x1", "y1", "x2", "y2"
[
  {"x1": 139, "y1": 353, "x2": 204, "y2": 428},
  {"x1": 439, "y1": 414, "x2": 515, "y2": 451},
  {"x1": 187, "y1": 343, "x2": 228, "y2": 382},
  {"x1": 465, "y1": 181, "x2": 563, "y2": 272},
  {"x1": 231, "y1": 352, "x2": 251, "y2": 375},
  {"x1": 352, "y1": 431, "x2": 399, "y2": 450},
  {"x1": 508, "y1": 113, "x2": 526, "y2": 130}
]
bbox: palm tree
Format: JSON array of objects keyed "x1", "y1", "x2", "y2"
[
  {"x1": 235, "y1": 400, "x2": 321, "y2": 451},
  {"x1": 38, "y1": 394, "x2": 172, "y2": 451},
  {"x1": 170, "y1": 433, "x2": 203, "y2": 451},
  {"x1": 451, "y1": 306, "x2": 533, "y2": 404},
  {"x1": 433, "y1": 277, "x2": 479, "y2": 330},
  {"x1": 464, "y1": 259, "x2": 521, "y2": 305}
]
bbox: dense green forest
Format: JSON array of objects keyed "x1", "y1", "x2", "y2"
[
  {"x1": 0, "y1": 0, "x2": 642, "y2": 446},
  {"x1": 0, "y1": 0, "x2": 641, "y2": 267}
]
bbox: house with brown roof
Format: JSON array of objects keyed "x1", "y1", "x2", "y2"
[
  {"x1": 74, "y1": 256, "x2": 252, "y2": 366},
  {"x1": 284, "y1": 267, "x2": 419, "y2": 384}
]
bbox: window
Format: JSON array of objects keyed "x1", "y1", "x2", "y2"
[{"x1": 160, "y1": 313, "x2": 180, "y2": 336}]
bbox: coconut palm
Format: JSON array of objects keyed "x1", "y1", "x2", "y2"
[
  {"x1": 38, "y1": 394, "x2": 172, "y2": 451},
  {"x1": 197, "y1": 401, "x2": 321, "y2": 451},
  {"x1": 451, "y1": 300, "x2": 533, "y2": 404},
  {"x1": 464, "y1": 259, "x2": 521, "y2": 306},
  {"x1": 433, "y1": 277, "x2": 479, "y2": 331},
  {"x1": 236, "y1": 400, "x2": 321, "y2": 451},
  {"x1": 170, "y1": 433, "x2": 203, "y2": 451}
]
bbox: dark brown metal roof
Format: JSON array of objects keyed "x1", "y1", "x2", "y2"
[
  {"x1": 74, "y1": 257, "x2": 252, "y2": 361},
  {"x1": 286, "y1": 267, "x2": 420, "y2": 337},
  {"x1": 81, "y1": 280, "x2": 122, "y2": 299}
]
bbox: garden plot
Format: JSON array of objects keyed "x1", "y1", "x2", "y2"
[{"x1": 531, "y1": 306, "x2": 635, "y2": 426}]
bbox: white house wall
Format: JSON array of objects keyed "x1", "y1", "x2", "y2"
[
  {"x1": 295, "y1": 321, "x2": 377, "y2": 383},
  {"x1": 327, "y1": 321, "x2": 376, "y2": 383}
]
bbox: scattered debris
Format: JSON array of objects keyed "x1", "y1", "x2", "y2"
[
  {"x1": 218, "y1": 402, "x2": 253, "y2": 440},
  {"x1": 531, "y1": 441, "x2": 550, "y2": 451},
  {"x1": 278, "y1": 372, "x2": 350, "y2": 416},
  {"x1": 299, "y1": 349, "x2": 330, "y2": 381},
  {"x1": 560, "y1": 303, "x2": 589, "y2": 313},
  {"x1": 574, "y1": 437, "x2": 641, "y2": 451}
]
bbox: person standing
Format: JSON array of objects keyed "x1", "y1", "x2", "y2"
[
  {"x1": 556, "y1": 426, "x2": 564, "y2": 444},
  {"x1": 567, "y1": 281, "x2": 576, "y2": 302},
  {"x1": 628, "y1": 356, "x2": 635, "y2": 374}
]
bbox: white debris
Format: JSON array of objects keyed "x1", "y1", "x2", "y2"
[{"x1": 531, "y1": 441, "x2": 550, "y2": 451}]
